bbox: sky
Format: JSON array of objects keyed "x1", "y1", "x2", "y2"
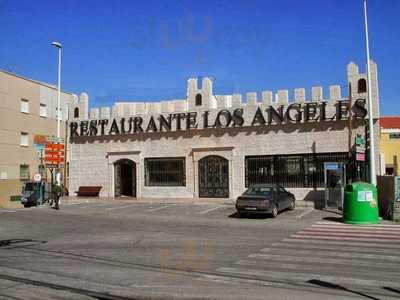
[{"x1": 0, "y1": 0, "x2": 399, "y2": 115}]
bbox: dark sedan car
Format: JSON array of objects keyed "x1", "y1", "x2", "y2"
[{"x1": 235, "y1": 184, "x2": 295, "y2": 218}]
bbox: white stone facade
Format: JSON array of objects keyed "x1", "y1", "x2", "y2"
[{"x1": 68, "y1": 61, "x2": 380, "y2": 202}]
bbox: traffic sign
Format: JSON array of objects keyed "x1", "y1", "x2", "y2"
[
  {"x1": 33, "y1": 173, "x2": 41, "y2": 182},
  {"x1": 44, "y1": 141, "x2": 65, "y2": 166},
  {"x1": 355, "y1": 134, "x2": 365, "y2": 146},
  {"x1": 46, "y1": 164, "x2": 59, "y2": 169},
  {"x1": 356, "y1": 146, "x2": 366, "y2": 153},
  {"x1": 356, "y1": 153, "x2": 365, "y2": 161},
  {"x1": 46, "y1": 136, "x2": 65, "y2": 143},
  {"x1": 324, "y1": 162, "x2": 339, "y2": 170}
]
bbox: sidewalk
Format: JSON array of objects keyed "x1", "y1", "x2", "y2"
[{"x1": 61, "y1": 196, "x2": 315, "y2": 208}]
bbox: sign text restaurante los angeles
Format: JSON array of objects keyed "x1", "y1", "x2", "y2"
[{"x1": 69, "y1": 99, "x2": 367, "y2": 138}]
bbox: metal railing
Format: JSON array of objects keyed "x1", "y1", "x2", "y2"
[{"x1": 245, "y1": 153, "x2": 349, "y2": 188}]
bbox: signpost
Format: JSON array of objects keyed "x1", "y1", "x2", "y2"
[
  {"x1": 45, "y1": 142, "x2": 65, "y2": 167},
  {"x1": 44, "y1": 136, "x2": 65, "y2": 198},
  {"x1": 355, "y1": 134, "x2": 366, "y2": 162},
  {"x1": 352, "y1": 133, "x2": 367, "y2": 181},
  {"x1": 45, "y1": 137, "x2": 64, "y2": 166}
]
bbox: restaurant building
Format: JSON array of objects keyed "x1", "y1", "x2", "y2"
[{"x1": 68, "y1": 61, "x2": 380, "y2": 202}]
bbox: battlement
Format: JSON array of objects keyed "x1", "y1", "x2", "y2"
[
  {"x1": 70, "y1": 61, "x2": 379, "y2": 120},
  {"x1": 86, "y1": 85, "x2": 346, "y2": 120}
]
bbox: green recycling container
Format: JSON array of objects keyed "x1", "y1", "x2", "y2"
[{"x1": 343, "y1": 182, "x2": 379, "y2": 224}]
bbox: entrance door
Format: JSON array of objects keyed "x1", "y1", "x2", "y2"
[
  {"x1": 114, "y1": 159, "x2": 136, "y2": 197},
  {"x1": 324, "y1": 162, "x2": 345, "y2": 208},
  {"x1": 199, "y1": 155, "x2": 229, "y2": 198}
]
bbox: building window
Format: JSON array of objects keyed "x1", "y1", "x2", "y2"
[
  {"x1": 20, "y1": 165, "x2": 29, "y2": 181},
  {"x1": 20, "y1": 99, "x2": 29, "y2": 113},
  {"x1": 145, "y1": 157, "x2": 186, "y2": 186},
  {"x1": 195, "y1": 94, "x2": 202, "y2": 106},
  {"x1": 389, "y1": 133, "x2": 400, "y2": 139},
  {"x1": 40, "y1": 103, "x2": 47, "y2": 117},
  {"x1": 358, "y1": 78, "x2": 367, "y2": 93},
  {"x1": 385, "y1": 167, "x2": 394, "y2": 176},
  {"x1": 74, "y1": 107, "x2": 79, "y2": 118},
  {"x1": 20, "y1": 132, "x2": 29, "y2": 146},
  {"x1": 245, "y1": 153, "x2": 348, "y2": 188}
]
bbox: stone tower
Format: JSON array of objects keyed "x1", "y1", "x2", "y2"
[{"x1": 187, "y1": 77, "x2": 217, "y2": 110}]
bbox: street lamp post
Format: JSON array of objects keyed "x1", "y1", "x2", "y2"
[
  {"x1": 51, "y1": 41, "x2": 62, "y2": 138},
  {"x1": 51, "y1": 41, "x2": 62, "y2": 188},
  {"x1": 363, "y1": 0, "x2": 376, "y2": 186}
]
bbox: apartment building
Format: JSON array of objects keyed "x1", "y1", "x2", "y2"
[
  {"x1": 380, "y1": 116, "x2": 400, "y2": 176},
  {"x1": 0, "y1": 70, "x2": 85, "y2": 207}
]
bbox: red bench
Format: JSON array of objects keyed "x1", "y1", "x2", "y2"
[{"x1": 75, "y1": 186, "x2": 102, "y2": 197}]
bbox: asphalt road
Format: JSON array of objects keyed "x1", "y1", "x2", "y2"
[{"x1": 0, "y1": 200, "x2": 399, "y2": 300}]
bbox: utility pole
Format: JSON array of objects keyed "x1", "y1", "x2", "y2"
[
  {"x1": 51, "y1": 41, "x2": 62, "y2": 138},
  {"x1": 51, "y1": 41, "x2": 62, "y2": 187},
  {"x1": 363, "y1": 0, "x2": 376, "y2": 185}
]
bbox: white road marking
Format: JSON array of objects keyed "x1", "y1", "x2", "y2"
[
  {"x1": 63, "y1": 202, "x2": 84, "y2": 206},
  {"x1": 0, "y1": 210, "x2": 16, "y2": 213},
  {"x1": 105, "y1": 204, "x2": 136, "y2": 211},
  {"x1": 291, "y1": 221, "x2": 400, "y2": 242},
  {"x1": 291, "y1": 234, "x2": 400, "y2": 243},
  {"x1": 282, "y1": 238, "x2": 400, "y2": 248},
  {"x1": 268, "y1": 242, "x2": 400, "y2": 254},
  {"x1": 79, "y1": 203, "x2": 110, "y2": 209},
  {"x1": 311, "y1": 224, "x2": 400, "y2": 231},
  {"x1": 260, "y1": 247, "x2": 400, "y2": 261},
  {"x1": 217, "y1": 267, "x2": 395, "y2": 287},
  {"x1": 235, "y1": 259, "x2": 400, "y2": 276},
  {"x1": 148, "y1": 204, "x2": 175, "y2": 212},
  {"x1": 198, "y1": 205, "x2": 225, "y2": 214},
  {"x1": 298, "y1": 229, "x2": 400, "y2": 237},
  {"x1": 202, "y1": 273, "x2": 287, "y2": 288},
  {"x1": 247, "y1": 253, "x2": 396, "y2": 269},
  {"x1": 90, "y1": 203, "x2": 113, "y2": 208},
  {"x1": 308, "y1": 226, "x2": 400, "y2": 234},
  {"x1": 316, "y1": 221, "x2": 400, "y2": 228},
  {"x1": 220, "y1": 220, "x2": 400, "y2": 291},
  {"x1": 296, "y1": 209, "x2": 314, "y2": 218}
]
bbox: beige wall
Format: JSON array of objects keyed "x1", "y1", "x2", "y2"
[
  {"x1": 0, "y1": 180, "x2": 21, "y2": 208},
  {"x1": 380, "y1": 130, "x2": 400, "y2": 176},
  {"x1": 0, "y1": 71, "x2": 74, "y2": 206}
]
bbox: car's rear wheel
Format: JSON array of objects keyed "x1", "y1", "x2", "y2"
[
  {"x1": 289, "y1": 199, "x2": 295, "y2": 210},
  {"x1": 270, "y1": 205, "x2": 278, "y2": 218}
]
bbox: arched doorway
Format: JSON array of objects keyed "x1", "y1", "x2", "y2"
[
  {"x1": 198, "y1": 155, "x2": 229, "y2": 198},
  {"x1": 114, "y1": 159, "x2": 136, "y2": 197}
]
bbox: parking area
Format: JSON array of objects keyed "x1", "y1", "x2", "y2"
[
  {"x1": 2, "y1": 197, "x2": 398, "y2": 300},
  {"x1": 1, "y1": 198, "x2": 316, "y2": 222}
]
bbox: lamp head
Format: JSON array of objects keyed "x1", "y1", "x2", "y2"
[{"x1": 51, "y1": 41, "x2": 62, "y2": 49}]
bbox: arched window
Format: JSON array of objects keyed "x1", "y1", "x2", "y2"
[
  {"x1": 74, "y1": 107, "x2": 79, "y2": 118},
  {"x1": 358, "y1": 78, "x2": 367, "y2": 93},
  {"x1": 195, "y1": 93, "x2": 202, "y2": 106}
]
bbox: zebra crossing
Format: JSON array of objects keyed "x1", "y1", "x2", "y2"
[{"x1": 217, "y1": 221, "x2": 400, "y2": 293}]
